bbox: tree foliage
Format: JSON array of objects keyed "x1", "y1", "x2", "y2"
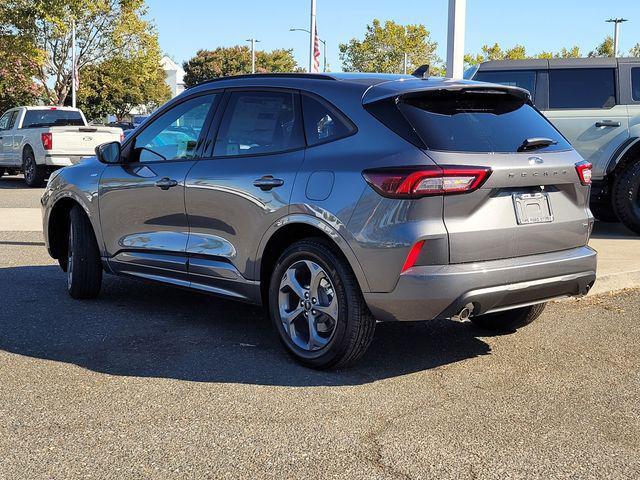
[
  {"x1": 338, "y1": 19, "x2": 440, "y2": 74},
  {"x1": 588, "y1": 36, "x2": 614, "y2": 57},
  {"x1": 183, "y1": 47, "x2": 299, "y2": 87},
  {"x1": 0, "y1": 0, "x2": 163, "y2": 106},
  {"x1": 465, "y1": 43, "x2": 581, "y2": 68},
  {"x1": 631, "y1": 43, "x2": 640, "y2": 57},
  {"x1": 0, "y1": 34, "x2": 43, "y2": 112},
  {"x1": 77, "y1": 42, "x2": 170, "y2": 121}
]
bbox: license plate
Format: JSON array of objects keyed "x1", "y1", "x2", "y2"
[{"x1": 513, "y1": 192, "x2": 553, "y2": 225}]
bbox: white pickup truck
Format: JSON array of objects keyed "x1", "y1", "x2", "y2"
[{"x1": 0, "y1": 106, "x2": 122, "y2": 187}]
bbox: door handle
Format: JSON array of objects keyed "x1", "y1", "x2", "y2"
[
  {"x1": 253, "y1": 175, "x2": 285, "y2": 191},
  {"x1": 155, "y1": 177, "x2": 179, "y2": 190},
  {"x1": 595, "y1": 120, "x2": 621, "y2": 128}
]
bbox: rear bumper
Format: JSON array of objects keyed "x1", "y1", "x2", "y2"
[
  {"x1": 44, "y1": 154, "x2": 91, "y2": 167},
  {"x1": 364, "y1": 246, "x2": 597, "y2": 322}
]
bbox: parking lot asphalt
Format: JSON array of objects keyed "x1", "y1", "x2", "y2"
[{"x1": 1, "y1": 176, "x2": 639, "y2": 479}]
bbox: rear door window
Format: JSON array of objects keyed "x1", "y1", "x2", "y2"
[
  {"x1": 473, "y1": 70, "x2": 537, "y2": 97},
  {"x1": 549, "y1": 68, "x2": 616, "y2": 109},
  {"x1": 301, "y1": 94, "x2": 355, "y2": 146},
  {"x1": 214, "y1": 90, "x2": 304, "y2": 157},
  {"x1": 396, "y1": 89, "x2": 571, "y2": 153},
  {"x1": 21, "y1": 109, "x2": 84, "y2": 128},
  {"x1": 632, "y1": 68, "x2": 640, "y2": 101}
]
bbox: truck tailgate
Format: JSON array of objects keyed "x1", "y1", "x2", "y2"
[{"x1": 49, "y1": 127, "x2": 122, "y2": 156}]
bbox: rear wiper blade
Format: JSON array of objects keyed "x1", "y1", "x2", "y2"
[{"x1": 518, "y1": 137, "x2": 557, "y2": 152}]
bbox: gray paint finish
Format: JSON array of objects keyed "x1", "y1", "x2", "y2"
[{"x1": 42, "y1": 73, "x2": 597, "y2": 322}]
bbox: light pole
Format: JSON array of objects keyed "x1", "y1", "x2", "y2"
[
  {"x1": 606, "y1": 18, "x2": 627, "y2": 57},
  {"x1": 290, "y1": 28, "x2": 327, "y2": 72},
  {"x1": 446, "y1": 0, "x2": 466, "y2": 78},
  {"x1": 246, "y1": 38, "x2": 260, "y2": 74}
]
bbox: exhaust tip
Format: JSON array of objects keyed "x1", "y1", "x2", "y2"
[{"x1": 454, "y1": 303, "x2": 475, "y2": 322}]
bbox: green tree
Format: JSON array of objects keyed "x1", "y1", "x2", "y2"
[
  {"x1": 338, "y1": 19, "x2": 440, "y2": 74},
  {"x1": 630, "y1": 43, "x2": 640, "y2": 57},
  {"x1": 0, "y1": 0, "x2": 162, "y2": 106},
  {"x1": 77, "y1": 39, "x2": 169, "y2": 121},
  {"x1": 183, "y1": 47, "x2": 300, "y2": 87},
  {"x1": 589, "y1": 36, "x2": 614, "y2": 57},
  {"x1": 465, "y1": 43, "x2": 582, "y2": 67}
]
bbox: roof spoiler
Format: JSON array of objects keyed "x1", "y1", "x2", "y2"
[{"x1": 411, "y1": 65, "x2": 430, "y2": 78}]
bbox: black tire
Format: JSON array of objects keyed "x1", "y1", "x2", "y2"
[
  {"x1": 67, "y1": 205, "x2": 102, "y2": 299},
  {"x1": 22, "y1": 148, "x2": 46, "y2": 188},
  {"x1": 470, "y1": 303, "x2": 546, "y2": 332},
  {"x1": 268, "y1": 238, "x2": 375, "y2": 369},
  {"x1": 590, "y1": 201, "x2": 619, "y2": 223},
  {"x1": 612, "y1": 160, "x2": 640, "y2": 234}
]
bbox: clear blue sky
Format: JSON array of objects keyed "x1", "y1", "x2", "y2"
[{"x1": 146, "y1": 0, "x2": 638, "y2": 70}]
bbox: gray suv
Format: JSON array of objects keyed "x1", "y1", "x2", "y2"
[
  {"x1": 471, "y1": 57, "x2": 640, "y2": 232},
  {"x1": 42, "y1": 73, "x2": 597, "y2": 369}
]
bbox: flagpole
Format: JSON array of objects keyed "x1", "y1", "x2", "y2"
[
  {"x1": 71, "y1": 19, "x2": 76, "y2": 108},
  {"x1": 309, "y1": 0, "x2": 316, "y2": 73}
]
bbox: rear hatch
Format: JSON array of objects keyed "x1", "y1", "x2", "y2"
[{"x1": 366, "y1": 83, "x2": 592, "y2": 264}]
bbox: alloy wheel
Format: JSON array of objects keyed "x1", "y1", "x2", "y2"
[{"x1": 278, "y1": 260, "x2": 339, "y2": 351}]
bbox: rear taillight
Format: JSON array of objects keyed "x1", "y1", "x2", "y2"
[
  {"x1": 41, "y1": 133, "x2": 52, "y2": 150},
  {"x1": 575, "y1": 161, "x2": 592, "y2": 186},
  {"x1": 401, "y1": 240, "x2": 425, "y2": 273},
  {"x1": 120, "y1": 133, "x2": 125, "y2": 143},
  {"x1": 362, "y1": 165, "x2": 492, "y2": 198}
]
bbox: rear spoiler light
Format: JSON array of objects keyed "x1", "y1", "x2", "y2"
[{"x1": 362, "y1": 165, "x2": 492, "y2": 198}]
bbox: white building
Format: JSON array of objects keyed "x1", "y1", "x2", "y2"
[{"x1": 160, "y1": 56, "x2": 186, "y2": 98}]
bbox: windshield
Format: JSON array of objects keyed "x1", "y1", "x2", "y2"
[
  {"x1": 21, "y1": 110, "x2": 84, "y2": 129},
  {"x1": 397, "y1": 89, "x2": 571, "y2": 153}
]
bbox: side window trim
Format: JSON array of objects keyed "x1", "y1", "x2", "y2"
[
  {"x1": 124, "y1": 91, "x2": 221, "y2": 164},
  {"x1": 300, "y1": 91, "x2": 357, "y2": 148},
  {"x1": 206, "y1": 87, "x2": 305, "y2": 160}
]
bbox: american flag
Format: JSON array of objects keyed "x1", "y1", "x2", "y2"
[{"x1": 312, "y1": 25, "x2": 321, "y2": 73}]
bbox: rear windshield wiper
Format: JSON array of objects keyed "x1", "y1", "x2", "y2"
[{"x1": 518, "y1": 137, "x2": 557, "y2": 152}]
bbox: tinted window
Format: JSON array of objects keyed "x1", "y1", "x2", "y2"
[
  {"x1": 135, "y1": 94, "x2": 216, "y2": 162},
  {"x1": 396, "y1": 89, "x2": 570, "y2": 153},
  {"x1": 22, "y1": 109, "x2": 84, "y2": 128},
  {"x1": 214, "y1": 91, "x2": 303, "y2": 157},
  {"x1": 549, "y1": 68, "x2": 616, "y2": 109},
  {"x1": 302, "y1": 94, "x2": 354, "y2": 145},
  {"x1": 473, "y1": 70, "x2": 537, "y2": 97},
  {"x1": 632, "y1": 68, "x2": 640, "y2": 102},
  {"x1": 0, "y1": 112, "x2": 11, "y2": 130}
]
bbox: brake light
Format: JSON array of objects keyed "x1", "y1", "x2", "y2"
[
  {"x1": 362, "y1": 165, "x2": 492, "y2": 198},
  {"x1": 401, "y1": 240, "x2": 425, "y2": 273},
  {"x1": 575, "y1": 161, "x2": 592, "y2": 186},
  {"x1": 41, "y1": 133, "x2": 52, "y2": 150}
]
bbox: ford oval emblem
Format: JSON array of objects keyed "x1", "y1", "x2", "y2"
[
  {"x1": 528, "y1": 156, "x2": 544, "y2": 165},
  {"x1": 83, "y1": 136, "x2": 93, "y2": 141}
]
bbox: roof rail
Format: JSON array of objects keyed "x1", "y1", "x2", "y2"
[{"x1": 191, "y1": 72, "x2": 336, "y2": 88}]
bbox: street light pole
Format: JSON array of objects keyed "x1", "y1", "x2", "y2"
[
  {"x1": 446, "y1": 0, "x2": 466, "y2": 78},
  {"x1": 71, "y1": 19, "x2": 76, "y2": 108},
  {"x1": 246, "y1": 38, "x2": 260, "y2": 74},
  {"x1": 290, "y1": 28, "x2": 327, "y2": 72},
  {"x1": 606, "y1": 18, "x2": 627, "y2": 57}
]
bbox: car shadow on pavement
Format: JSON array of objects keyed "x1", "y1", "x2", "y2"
[
  {"x1": 590, "y1": 221, "x2": 637, "y2": 239},
  {"x1": 0, "y1": 265, "x2": 492, "y2": 387}
]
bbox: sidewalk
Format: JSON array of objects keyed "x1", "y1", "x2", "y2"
[{"x1": 0, "y1": 207, "x2": 638, "y2": 295}]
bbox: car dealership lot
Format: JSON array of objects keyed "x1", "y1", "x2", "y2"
[{"x1": 1, "y1": 177, "x2": 639, "y2": 479}]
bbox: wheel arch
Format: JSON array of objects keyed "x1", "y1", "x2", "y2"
[
  {"x1": 256, "y1": 215, "x2": 370, "y2": 305},
  {"x1": 46, "y1": 195, "x2": 95, "y2": 262},
  {"x1": 606, "y1": 137, "x2": 640, "y2": 178}
]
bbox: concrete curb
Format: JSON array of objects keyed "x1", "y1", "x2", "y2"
[{"x1": 588, "y1": 270, "x2": 640, "y2": 296}]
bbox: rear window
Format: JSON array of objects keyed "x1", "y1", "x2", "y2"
[
  {"x1": 549, "y1": 68, "x2": 616, "y2": 109},
  {"x1": 632, "y1": 68, "x2": 640, "y2": 102},
  {"x1": 21, "y1": 109, "x2": 84, "y2": 129},
  {"x1": 473, "y1": 70, "x2": 537, "y2": 97},
  {"x1": 395, "y1": 89, "x2": 570, "y2": 153}
]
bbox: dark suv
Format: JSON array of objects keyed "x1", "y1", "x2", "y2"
[
  {"x1": 471, "y1": 57, "x2": 640, "y2": 232},
  {"x1": 42, "y1": 73, "x2": 597, "y2": 368}
]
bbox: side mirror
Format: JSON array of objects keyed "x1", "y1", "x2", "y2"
[{"x1": 95, "y1": 141, "x2": 121, "y2": 164}]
